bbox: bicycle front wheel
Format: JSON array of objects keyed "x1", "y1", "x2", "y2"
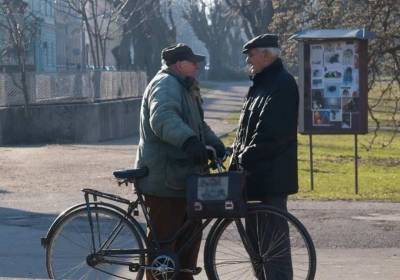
[
  {"x1": 46, "y1": 206, "x2": 145, "y2": 279},
  {"x1": 204, "y1": 204, "x2": 316, "y2": 280}
]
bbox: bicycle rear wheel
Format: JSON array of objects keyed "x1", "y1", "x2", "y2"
[
  {"x1": 46, "y1": 206, "x2": 145, "y2": 279},
  {"x1": 204, "y1": 204, "x2": 316, "y2": 280}
]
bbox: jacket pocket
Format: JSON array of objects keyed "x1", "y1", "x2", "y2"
[{"x1": 165, "y1": 157, "x2": 194, "y2": 191}]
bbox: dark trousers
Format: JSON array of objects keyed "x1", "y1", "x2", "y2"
[
  {"x1": 144, "y1": 195, "x2": 202, "y2": 280},
  {"x1": 246, "y1": 196, "x2": 293, "y2": 280}
]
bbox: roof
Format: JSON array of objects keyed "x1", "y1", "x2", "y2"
[{"x1": 290, "y1": 28, "x2": 375, "y2": 40}]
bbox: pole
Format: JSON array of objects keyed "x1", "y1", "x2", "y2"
[
  {"x1": 309, "y1": 134, "x2": 314, "y2": 191},
  {"x1": 355, "y1": 134, "x2": 359, "y2": 194}
]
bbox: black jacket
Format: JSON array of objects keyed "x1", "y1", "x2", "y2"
[{"x1": 231, "y1": 58, "x2": 299, "y2": 198}]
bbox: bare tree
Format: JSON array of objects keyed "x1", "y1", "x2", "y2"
[
  {"x1": 0, "y1": 0, "x2": 41, "y2": 114},
  {"x1": 224, "y1": 0, "x2": 308, "y2": 70},
  {"x1": 184, "y1": 0, "x2": 245, "y2": 80},
  {"x1": 113, "y1": 0, "x2": 176, "y2": 77},
  {"x1": 225, "y1": 0, "x2": 274, "y2": 38},
  {"x1": 58, "y1": 0, "x2": 130, "y2": 69}
]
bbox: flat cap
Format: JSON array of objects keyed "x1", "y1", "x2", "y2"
[
  {"x1": 162, "y1": 43, "x2": 205, "y2": 65},
  {"x1": 242, "y1": 34, "x2": 279, "y2": 53}
]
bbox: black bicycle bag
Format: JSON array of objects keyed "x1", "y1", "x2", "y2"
[{"x1": 186, "y1": 171, "x2": 247, "y2": 219}]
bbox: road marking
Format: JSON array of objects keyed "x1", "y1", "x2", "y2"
[{"x1": 351, "y1": 213, "x2": 400, "y2": 222}]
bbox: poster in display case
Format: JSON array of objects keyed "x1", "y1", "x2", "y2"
[{"x1": 291, "y1": 29, "x2": 373, "y2": 134}]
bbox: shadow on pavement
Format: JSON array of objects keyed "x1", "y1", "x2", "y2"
[{"x1": 0, "y1": 207, "x2": 58, "y2": 279}]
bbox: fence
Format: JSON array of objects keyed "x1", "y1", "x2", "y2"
[
  {"x1": 0, "y1": 70, "x2": 147, "y2": 144},
  {"x1": 0, "y1": 70, "x2": 147, "y2": 106}
]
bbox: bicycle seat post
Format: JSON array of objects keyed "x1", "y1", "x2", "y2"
[{"x1": 84, "y1": 192, "x2": 89, "y2": 205}]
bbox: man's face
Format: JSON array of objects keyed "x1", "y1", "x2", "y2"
[
  {"x1": 176, "y1": 60, "x2": 199, "y2": 78},
  {"x1": 246, "y1": 48, "x2": 274, "y2": 75}
]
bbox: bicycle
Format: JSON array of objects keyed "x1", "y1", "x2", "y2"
[{"x1": 41, "y1": 149, "x2": 316, "y2": 280}]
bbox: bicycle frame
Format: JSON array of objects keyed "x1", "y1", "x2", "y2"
[
  {"x1": 80, "y1": 182, "x2": 226, "y2": 270},
  {"x1": 78, "y1": 154, "x2": 261, "y2": 272}
]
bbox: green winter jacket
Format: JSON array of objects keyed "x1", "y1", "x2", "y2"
[{"x1": 135, "y1": 69, "x2": 222, "y2": 197}]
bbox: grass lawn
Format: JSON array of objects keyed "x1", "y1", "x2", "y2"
[
  {"x1": 221, "y1": 130, "x2": 400, "y2": 202},
  {"x1": 295, "y1": 133, "x2": 400, "y2": 201}
]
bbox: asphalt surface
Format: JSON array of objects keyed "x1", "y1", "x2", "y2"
[{"x1": 0, "y1": 81, "x2": 399, "y2": 279}]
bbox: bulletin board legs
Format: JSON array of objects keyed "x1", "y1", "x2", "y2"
[
  {"x1": 354, "y1": 134, "x2": 359, "y2": 194},
  {"x1": 309, "y1": 134, "x2": 314, "y2": 191},
  {"x1": 308, "y1": 134, "x2": 359, "y2": 194}
]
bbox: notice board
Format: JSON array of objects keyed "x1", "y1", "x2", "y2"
[{"x1": 292, "y1": 29, "x2": 371, "y2": 134}]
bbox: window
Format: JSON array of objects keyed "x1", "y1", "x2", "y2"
[
  {"x1": 49, "y1": 1, "x2": 53, "y2": 16},
  {"x1": 43, "y1": 42, "x2": 49, "y2": 66},
  {"x1": 47, "y1": 0, "x2": 52, "y2": 16},
  {"x1": 51, "y1": 42, "x2": 54, "y2": 66},
  {"x1": 29, "y1": 0, "x2": 35, "y2": 12}
]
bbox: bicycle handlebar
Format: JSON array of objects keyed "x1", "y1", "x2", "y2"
[
  {"x1": 114, "y1": 146, "x2": 232, "y2": 185},
  {"x1": 206, "y1": 145, "x2": 232, "y2": 173}
]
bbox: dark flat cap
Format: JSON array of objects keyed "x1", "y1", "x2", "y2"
[
  {"x1": 162, "y1": 43, "x2": 205, "y2": 65},
  {"x1": 242, "y1": 34, "x2": 279, "y2": 53}
]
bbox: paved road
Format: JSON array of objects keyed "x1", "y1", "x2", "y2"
[{"x1": 0, "y1": 81, "x2": 399, "y2": 279}]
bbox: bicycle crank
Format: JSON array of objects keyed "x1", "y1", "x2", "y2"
[{"x1": 148, "y1": 251, "x2": 180, "y2": 280}]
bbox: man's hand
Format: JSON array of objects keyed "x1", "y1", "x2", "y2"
[
  {"x1": 213, "y1": 142, "x2": 226, "y2": 159},
  {"x1": 182, "y1": 137, "x2": 208, "y2": 165}
]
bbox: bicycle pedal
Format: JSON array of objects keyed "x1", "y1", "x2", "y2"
[
  {"x1": 129, "y1": 263, "x2": 140, "y2": 272},
  {"x1": 193, "y1": 267, "x2": 202, "y2": 275},
  {"x1": 181, "y1": 267, "x2": 202, "y2": 275}
]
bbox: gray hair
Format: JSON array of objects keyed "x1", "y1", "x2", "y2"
[
  {"x1": 161, "y1": 59, "x2": 169, "y2": 70},
  {"x1": 258, "y1": 47, "x2": 281, "y2": 58}
]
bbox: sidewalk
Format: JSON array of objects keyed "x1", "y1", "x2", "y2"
[{"x1": 201, "y1": 81, "x2": 249, "y2": 137}]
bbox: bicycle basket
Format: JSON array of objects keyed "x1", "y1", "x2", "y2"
[{"x1": 186, "y1": 171, "x2": 247, "y2": 219}]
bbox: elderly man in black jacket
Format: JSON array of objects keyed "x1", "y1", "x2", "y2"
[{"x1": 230, "y1": 34, "x2": 299, "y2": 279}]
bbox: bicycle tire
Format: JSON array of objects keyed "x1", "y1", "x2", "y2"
[
  {"x1": 204, "y1": 204, "x2": 316, "y2": 280},
  {"x1": 46, "y1": 205, "x2": 146, "y2": 279}
]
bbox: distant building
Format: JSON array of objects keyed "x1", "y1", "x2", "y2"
[
  {"x1": 54, "y1": 0, "x2": 84, "y2": 71},
  {"x1": 0, "y1": 0, "x2": 84, "y2": 72},
  {"x1": 30, "y1": 0, "x2": 57, "y2": 72}
]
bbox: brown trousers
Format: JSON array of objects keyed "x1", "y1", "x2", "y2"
[{"x1": 144, "y1": 195, "x2": 202, "y2": 280}]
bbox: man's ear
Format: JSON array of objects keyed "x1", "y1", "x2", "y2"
[
  {"x1": 263, "y1": 51, "x2": 270, "y2": 61},
  {"x1": 174, "y1": 61, "x2": 182, "y2": 71}
]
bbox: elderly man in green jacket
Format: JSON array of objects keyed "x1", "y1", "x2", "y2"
[{"x1": 135, "y1": 43, "x2": 225, "y2": 280}]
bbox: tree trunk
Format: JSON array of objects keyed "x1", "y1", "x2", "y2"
[
  {"x1": 115, "y1": 0, "x2": 176, "y2": 78},
  {"x1": 208, "y1": 47, "x2": 232, "y2": 80},
  {"x1": 111, "y1": 35, "x2": 132, "y2": 70},
  {"x1": 17, "y1": 48, "x2": 30, "y2": 117}
]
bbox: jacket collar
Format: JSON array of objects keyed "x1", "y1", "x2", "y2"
[
  {"x1": 251, "y1": 58, "x2": 283, "y2": 84},
  {"x1": 161, "y1": 68, "x2": 197, "y2": 91}
]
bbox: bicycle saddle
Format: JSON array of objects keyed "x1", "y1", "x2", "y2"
[{"x1": 113, "y1": 167, "x2": 149, "y2": 180}]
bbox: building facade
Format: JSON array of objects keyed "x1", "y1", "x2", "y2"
[
  {"x1": 54, "y1": 0, "x2": 84, "y2": 71},
  {"x1": 30, "y1": 0, "x2": 57, "y2": 72},
  {"x1": 0, "y1": 0, "x2": 84, "y2": 72}
]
